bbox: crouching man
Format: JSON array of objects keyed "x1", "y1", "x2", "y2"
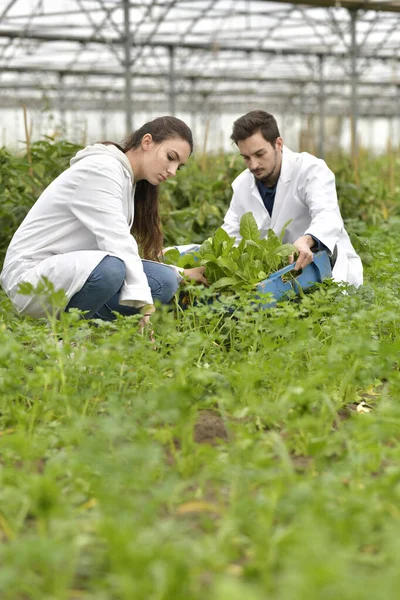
[{"x1": 222, "y1": 110, "x2": 362, "y2": 286}]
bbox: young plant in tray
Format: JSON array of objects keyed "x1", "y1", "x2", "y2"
[{"x1": 164, "y1": 212, "x2": 296, "y2": 292}]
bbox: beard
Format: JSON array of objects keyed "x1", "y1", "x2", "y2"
[{"x1": 253, "y1": 150, "x2": 278, "y2": 185}]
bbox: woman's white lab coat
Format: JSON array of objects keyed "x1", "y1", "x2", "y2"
[
  {"x1": 0, "y1": 144, "x2": 154, "y2": 317},
  {"x1": 222, "y1": 146, "x2": 363, "y2": 287}
]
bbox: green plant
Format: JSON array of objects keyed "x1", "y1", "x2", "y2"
[
  {"x1": 0, "y1": 216, "x2": 400, "y2": 598},
  {"x1": 160, "y1": 152, "x2": 244, "y2": 246},
  {"x1": 0, "y1": 138, "x2": 82, "y2": 266},
  {"x1": 2, "y1": 141, "x2": 400, "y2": 599},
  {"x1": 164, "y1": 213, "x2": 295, "y2": 291},
  {"x1": 329, "y1": 151, "x2": 400, "y2": 224}
]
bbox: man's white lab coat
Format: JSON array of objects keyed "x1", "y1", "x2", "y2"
[{"x1": 222, "y1": 146, "x2": 363, "y2": 287}]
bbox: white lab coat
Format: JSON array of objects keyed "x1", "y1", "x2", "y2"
[
  {"x1": 0, "y1": 144, "x2": 155, "y2": 318},
  {"x1": 222, "y1": 146, "x2": 363, "y2": 287}
]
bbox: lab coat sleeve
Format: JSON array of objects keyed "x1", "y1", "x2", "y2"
[
  {"x1": 69, "y1": 157, "x2": 153, "y2": 307},
  {"x1": 301, "y1": 160, "x2": 344, "y2": 254},
  {"x1": 221, "y1": 189, "x2": 242, "y2": 242}
]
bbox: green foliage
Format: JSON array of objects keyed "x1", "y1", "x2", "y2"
[
  {"x1": 0, "y1": 147, "x2": 34, "y2": 264},
  {"x1": 0, "y1": 138, "x2": 82, "y2": 266},
  {"x1": 165, "y1": 213, "x2": 295, "y2": 291},
  {"x1": 159, "y1": 152, "x2": 244, "y2": 246},
  {"x1": 1, "y1": 140, "x2": 399, "y2": 273},
  {"x1": 3, "y1": 141, "x2": 400, "y2": 599},
  {"x1": 1, "y1": 219, "x2": 400, "y2": 598},
  {"x1": 330, "y1": 151, "x2": 400, "y2": 225}
]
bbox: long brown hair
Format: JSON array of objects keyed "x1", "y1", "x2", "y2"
[{"x1": 107, "y1": 116, "x2": 193, "y2": 261}]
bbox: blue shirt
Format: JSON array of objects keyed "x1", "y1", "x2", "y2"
[{"x1": 256, "y1": 179, "x2": 277, "y2": 217}]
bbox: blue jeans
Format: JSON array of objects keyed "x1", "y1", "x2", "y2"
[{"x1": 66, "y1": 256, "x2": 179, "y2": 320}]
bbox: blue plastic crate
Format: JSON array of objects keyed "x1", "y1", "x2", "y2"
[{"x1": 256, "y1": 250, "x2": 332, "y2": 308}]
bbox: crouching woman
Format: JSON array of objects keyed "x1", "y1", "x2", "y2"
[{"x1": 0, "y1": 116, "x2": 206, "y2": 329}]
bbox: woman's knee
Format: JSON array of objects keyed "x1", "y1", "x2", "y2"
[
  {"x1": 95, "y1": 256, "x2": 126, "y2": 293},
  {"x1": 160, "y1": 268, "x2": 179, "y2": 302},
  {"x1": 144, "y1": 263, "x2": 179, "y2": 304}
]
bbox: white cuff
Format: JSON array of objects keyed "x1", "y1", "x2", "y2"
[{"x1": 169, "y1": 264, "x2": 184, "y2": 282}]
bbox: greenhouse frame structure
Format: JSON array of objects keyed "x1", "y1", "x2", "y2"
[{"x1": 0, "y1": 0, "x2": 399, "y2": 156}]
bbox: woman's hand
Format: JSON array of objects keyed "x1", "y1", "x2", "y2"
[
  {"x1": 182, "y1": 266, "x2": 209, "y2": 286},
  {"x1": 138, "y1": 304, "x2": 156, "y2": 342},
  {"x1": 138, "y1": 313, "x2": 151, "y2": 332}
]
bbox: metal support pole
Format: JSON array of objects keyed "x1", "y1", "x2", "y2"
[
  {"x1": 397, "y1": 85, "x2": 400, "y2": 150},
  {"x1": 388, "y1": 113, "x2": 394, "y2": 145},
  {"x1": 201, "y1": 93, "x2": 210, "y2": 156},
  {"x1": 368, "y1": 113, "x2": 374, "y2": 149},
  {"x1": 318, "y1": 54, "x2": 325, "y2": 158},
  {"x1": 168, "y1": 46, "x2": 176, "y2": 117},
  {"x1": 123, "y1": 0, "x2": 133, "y2": 133},
  {"x1": 168, "y1": 45, "x2": 176, "y2": 116},
  {"x1": 298, "y1": 85, "x2": 306, "y2": 152},
  {"x1": 349, "y1": 9, "x2": 358, "y2": 162},
  {"x1": 58, "y1": 72, "x2": 66, "y2": 135},
  {"x1": 189, "y1": 78, "x2": 196, "y2": 135},
  {"x1": 101, "y1": 91, "x2": 108, "y2": 140}
]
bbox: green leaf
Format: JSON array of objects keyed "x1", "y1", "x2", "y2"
[
  {"x1": 221, "y1": 237, "x2": 236, "y2": 256},
  {"x1": 216, "y1": 256, "x2": 239, "y2": 272},
  {"x1": 239, "y1": 212, "x2": 260, "y2": 242},
  {"x1": 280, "y1": 219, "x2": 293, "y2": 240},
  {"x1": 213, "y1": 226, "x2": 231, "y2": 247},
  {"x1": 230, "y1": 246, "x2": 242, "y2": 262},
  {"x1": 275, "y1": 243, "x2": 297, "y2": 258},
  {"x1": 198, "y1": 239, "x2": 213, "y2": 256},
  {"x1": 179, "y1": 254, "x2": 197, "y2": 269},
  {"x1": 163, "y1": 248, "x2": 181, "y2": 265},
  {"x1": 212, "y1": 226, "x2": 231, "y2": 257},
  {"x1": 244, "y1": 239, "x2": 259, "y2": 248},
  {"x1": 204, "y1": 262, "x2": 226, "y2": 283},
  {"x1": 212, "y1": 277, "x2": 238, "y2": 290}
]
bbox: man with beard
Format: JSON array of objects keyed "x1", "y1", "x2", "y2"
[{"x1": 222, "y1": 110, "x2": 363, "y2": 286}]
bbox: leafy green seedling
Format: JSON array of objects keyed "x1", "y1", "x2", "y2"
[{"x1": 164, "y1": 212, "x2": 296, "y2": 292}]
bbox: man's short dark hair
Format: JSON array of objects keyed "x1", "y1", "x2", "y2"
[{"x1": 231, "y1": 110, "x2": 280, "y2": 146}]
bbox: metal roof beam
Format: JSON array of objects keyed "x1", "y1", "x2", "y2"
[
  {"x1": 0, "y1": 64, "x2": 397, "y2": 88},
  {"x1": 3, "y1": 81, "x2": 398, "y2": 99},
  {"x1": 3, "y1": 81, "x2": 399, "y2": 98},
  {"x1": 0, "y1": 27, "x2": 398, "y2": 60},
  {"x1": 0, "y1": 0, "x2": 19, "y2": 23},
  {"x1": 258, "y1": 0, "x2": 400, "y2": 13},
  {"x1": 0, "y1": 94, "x2": 396, "y2": 117}
]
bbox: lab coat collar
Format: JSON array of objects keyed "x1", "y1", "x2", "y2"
[
  {"x1": 70, "y1": 143, "x2": 135, "y2": 185},
  {"x1": 279, "y1": 145, "x2": 297, "y2": 183},
  {"x1": 249, "y1": 171, "x2": 264, "y2": 207}
]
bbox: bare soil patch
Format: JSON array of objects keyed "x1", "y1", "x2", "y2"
[{"x1": 193, "y1": 410, "x2": 229, "y2": 445}]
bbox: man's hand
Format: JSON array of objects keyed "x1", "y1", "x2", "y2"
[
  {"x1": 289, "y1": 235, "x2": 315, "y2": 270},
  {"x1": 182, "y1": 266, "x2": 209, "y2": 286}
]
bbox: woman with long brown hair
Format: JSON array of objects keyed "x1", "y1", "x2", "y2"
[{"x1": 1, "y1": 116, "x2": 207, "y2": 329}]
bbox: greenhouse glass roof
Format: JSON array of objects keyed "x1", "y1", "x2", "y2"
[{"x1": 0, "y1": 0, "x2": 399, "y2": 118}]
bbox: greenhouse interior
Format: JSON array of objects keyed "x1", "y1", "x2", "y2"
[{"x1": 1, "y1": 0, "x2": 400, "y2": 154}]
